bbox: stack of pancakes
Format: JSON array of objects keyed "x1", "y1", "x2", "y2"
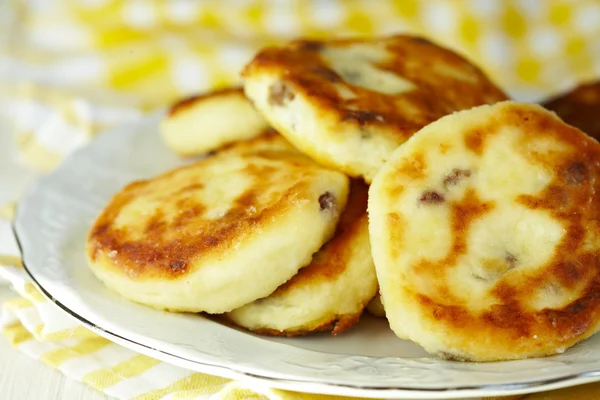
[{"x1": 87, "y1": 34, "x2": 600, "y2": 361}]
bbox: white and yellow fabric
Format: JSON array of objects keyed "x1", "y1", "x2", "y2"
[
  {"x1": 2, "y1": 0, "x2": 600, "y2": 399},
  {"x1": 2, "y1": 0, "x2": 600, "y2": 171}
]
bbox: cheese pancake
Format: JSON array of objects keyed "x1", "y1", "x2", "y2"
[
  {"x1": 86, "y1": 136, "x2": 349, "y2": 314},
  {"x1": 218, "y1": 129, "x2": 297, "y2": 157},
  {"x1": 369, "y1": 101, "x2": 600, "y2": 361},
  {"x1": 227, "y1": 180, "x2": 376, "y2": 336},
  {"x1": 243, "y1": 35, "x2": 507, "y2": 182},
  {"x1": 366, "y1": 293, "x2": 386, "y2": 318},
  {"x1": 542, "y1": 80, "x2": 600, "y2": 141},
  {"x1": 161, "y1": 88, "x2": 269, "y2": 156}
]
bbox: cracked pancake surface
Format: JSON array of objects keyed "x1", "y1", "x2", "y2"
[
  {"x1": 161, "y1": 87, "x2": 269, "y2": 156},
  {"x1": 369, "y1": 101, "x2": 600, "y2": 361},
  {"x1": 86, "y1": 134, "x2": 349, "y2": 314},
  {"x1": 243, "y1": 35, "x2": 507, "y2": 181},
  {"x1": 226, "y1": 180, "x2": 377, "y2": 335}
]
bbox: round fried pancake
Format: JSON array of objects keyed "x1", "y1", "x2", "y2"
[
  {"x1": 542, "y1": 80, "x2": 600, "y2": 141},
  {"x1": 161, "y1": 87, "x2": 269, "y2": 156},
  {"x1": 226, "y1": 180, "x2": 377, "y2": 336},
  {"x1": 243, "y1": 35, "x2": 507, "y2": 182},
  {"x1": 369, "y1": 101, "x2": 600, "y2": 361},
  {"x1": 86, "y1": 136, "x2": 350, "y2": 314},
  {"x1": 366, "y1": 293, "x2": 386, "y2": 318}
]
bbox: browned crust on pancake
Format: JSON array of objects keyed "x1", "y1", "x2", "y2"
[
  {"x1": 244, "y1": 311, "x2": 363, "y2": 337},
  {"x1": 217, "y1": 129, "x2": 291, "y2": 157},
  {"x1": 271, "y1": 180, "x2": 369, "y2": 292},
  {"x1": 385, "y1": 103, "x2": 600, "y2": 357},
  {"x1": 335, "y1": 180, "x2": 369, "y2": 232},
  {"x1": 542, "y1": 80, "x2": 600, "y2": 141},
  {"x1": 87, "y1": 149, "x2": 324, "y2": 281},
  {"x1": 168, "y1": 87, "x2": 244, "y2": 117},
  {"x1": 331, "y1": 312, "x2": 362, "y2": 335},
  {"x1": 220, "y1": 304, "x2": 364, "y2": 337},
  {"x1": 243, "y1": 35, "x2": 507, "y2": 142}
]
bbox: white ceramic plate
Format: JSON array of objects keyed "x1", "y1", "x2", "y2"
[{"x1": 14, "y1": 113, "x2": 600, "y2": 399}]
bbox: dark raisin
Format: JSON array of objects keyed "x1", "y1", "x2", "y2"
[
  {"x1": 360, "y1": 128, "x2": 371, "y2": 139},
  {"x1": 419, "y1": 191, "x2": 445, "y2": 204},
  {"x1": 170, "y1": 260, "x2": 186, "y2": 271},
  {"x1": 443, "y1": 168, "x2": 471, "y2": 187},
  {"x1": 318, "y1": 192, "x2": 336, "y2": 211},
  {"x1": 506, "y1": 252, "x2": 517, "y2": 269},
  {"x1": 565, "y1": 162, "x2": 586, "y2": 184},
  {"x1": 342, "y1": 110, "x2": 385, "y2": 126},
  {"x1": 570, "y1": 301, "x2": 585, "y2": 314},
  {"x1": 268, "y1": 82, "x2": 295, "y2": 106},
  {"x1": 312, "y1": 67, "x2": 339, "y2": 82}
]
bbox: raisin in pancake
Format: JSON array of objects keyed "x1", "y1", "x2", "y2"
[
  {"x1": 243, "y1": 35, "x2": 507, "y2": 182},
  {"x1": 160, "y1": 87, "x2": 269, "y2": 156},
  {"x1": 366, "y1": 293, "x2": 386, "y2": 318},
  {"x1": 86, "y1": 135, "x2": 349, "y2": 314},
  {"x1": 226, "y1": 180, "x2": 377, "y2": 336},
  {"x1": 369, "y1": 101, "x2": 600, "y2": 361},
  {"x1": 542, "y1": 80, "x2": 600, "y2": 141}
]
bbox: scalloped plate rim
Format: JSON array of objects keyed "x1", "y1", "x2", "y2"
[{"x1": 13, "y1": 111, "x2": 600, "y2": 399}]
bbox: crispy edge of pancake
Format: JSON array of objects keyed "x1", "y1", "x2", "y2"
[
  {"x1": 215, "y1": 312, "x2": 362, "y2": 337},
  {"x1": 168, "y1": 87, "x2": 244, "y2": 117}
]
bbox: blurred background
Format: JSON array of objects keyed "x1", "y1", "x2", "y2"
[{"x1": 1, "y1": 0, "x2": 599, "y2": 172}]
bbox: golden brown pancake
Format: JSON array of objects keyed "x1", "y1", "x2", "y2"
[
  {"x1": 161, "y1": 87, "x2": 269, "y2": 156},
  {"x1": 86, "y1": 134, "x2": 349, "y2": 314},
  {"x1": 369, "y1": 101, "x2": 600, "y2": 361},
  {"x1": 226, "y1": 180, "x2": 377, "y2": 336},
  {"x1": 542, "y1": 80, "x2": 600, "y2": 141},
  {"x1": 243, "y1": 35, "x2": 507, "y2": 181}
]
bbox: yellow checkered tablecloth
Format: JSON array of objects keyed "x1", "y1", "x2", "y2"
[{"x1": 1, "y1": 1, "x2": 600, "y2": 399}]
